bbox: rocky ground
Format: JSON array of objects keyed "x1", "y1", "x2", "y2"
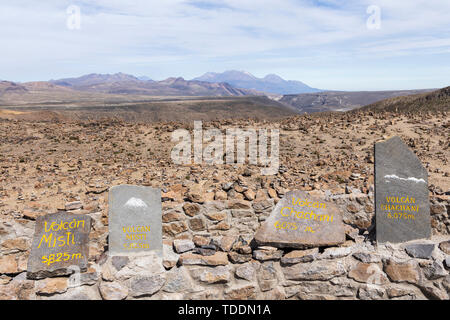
[{"x1": 0, "y1": 110, "x2": 449, "y2": 300}]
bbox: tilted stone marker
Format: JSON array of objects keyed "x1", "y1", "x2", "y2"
[
  {"x1": 254, "y1": 190, "x2": 345, "y2": 248},
  {"x1": 109, "y1": 185, "x2": 162, "y2": 255},
  {"x1": 375, "y1": 136, "x2": 431, "y2": 243},
  {"x1": 27, "y1": 212, "x2": 91, "y2": 280}
]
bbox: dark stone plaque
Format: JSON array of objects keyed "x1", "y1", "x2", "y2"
[
  {"x1": 27, "y1": 212, "x2": 91, "y2": 280},
  {"x1": 375, "y1": 136, "x2": 431, "y2": 243}
]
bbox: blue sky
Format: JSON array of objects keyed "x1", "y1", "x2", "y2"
[{"x1": 0, "y1": 0, "x2": 449, "y2": 90}]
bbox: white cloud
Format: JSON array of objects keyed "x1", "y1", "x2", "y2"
[{"x1": 0, "y1": 0, "x2": 449, "y2": 90}]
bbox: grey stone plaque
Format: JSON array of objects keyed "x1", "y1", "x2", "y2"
[
  {"x1": 254, "y1": 190, "x2": 345, "y2": 249},
  {"x1": 108, "y1": 185, "x2": 162, "y2": 255},
  {"x1": 27, "y1": 212, "x2": 91, "y2": 280},
  {"x1": 375, "y1": 136, "x2": 431, "y2": 243}
]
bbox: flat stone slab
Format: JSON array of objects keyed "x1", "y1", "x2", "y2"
[
  {"x1": 27, "y1": 212, "x2": 91, "y2": 280},
  {"x1": 404, "y1": 243, "x2": 435, "y2": 259},
  {"x1": 254, "y1": 190, "x2": 345, "y2": 249},
  {"x1": 375, "y1": 136, "x2": 431, "y2": 243},
  {"x1": 108, "y1": 185, "x2": 162, "y2": 255}
]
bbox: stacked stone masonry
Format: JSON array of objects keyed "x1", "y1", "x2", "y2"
[{"x1": 0, "y1": 187, "x2": 449, "y2": 300}]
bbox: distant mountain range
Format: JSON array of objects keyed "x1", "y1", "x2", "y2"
[
  {"x1": 48, "y1": 73, "x2": 260, "y2": 96},
  {"x1": 193, "y1": 70, "x2": 321, "y2": 94},
  {"x1": 51, "y1": 72, "x2": 143, "y2": 87},
  {"x1": 49, "y1": 70, "x2": 320, "y2": 95},
  {"x1": 1, "y1": 72, "x2": 445, "y2": 115},
  {"x1": 1, "y1": 71, "x2": 320, "y2": 103}
]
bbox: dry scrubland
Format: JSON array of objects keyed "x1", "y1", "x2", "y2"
[
  {"x1": 1, "y1": 111, "x2": 448, "y2": 210},
  {"x1": 0, "y1": 110, "x2": 449, "y2": 300}
]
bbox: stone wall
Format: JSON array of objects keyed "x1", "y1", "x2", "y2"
[{"x1": 0, "y1": 186, "x2": 449, "y2": 300}]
